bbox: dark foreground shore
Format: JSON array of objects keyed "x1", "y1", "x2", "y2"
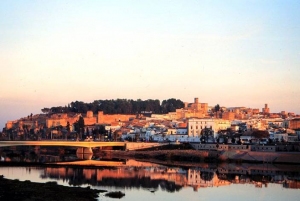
[{"x1": 0, "y1": 175, "x2": 125, "y2": 201}]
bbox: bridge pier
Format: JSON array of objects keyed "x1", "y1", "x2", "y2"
[
  {"x1": 76, "y1": 147, "x2": 93, "y2": 155},
  {"x1": 76, "y1": 147, "x2": 93, "y2": 160}
]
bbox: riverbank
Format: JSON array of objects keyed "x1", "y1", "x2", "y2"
[
  {"x1": 0, "y1": 175, "x2": 103, "y2": 201},
  {"x1": 101, "y1": 149, "x2": 300, "y2": 165},
  {"x1": 219, "y1": 150, "x2": 300, "y2": 163}
]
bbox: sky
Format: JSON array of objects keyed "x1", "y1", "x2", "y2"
[{"x1": 1, "y1": 0, "x2": 300, "y2": 129}]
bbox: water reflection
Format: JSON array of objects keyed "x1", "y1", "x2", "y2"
[
  {"x1": 1, "y1": 146, "x2": 300, "y2": 192},
  {"x1": 38, "y1": 163, "x2": 300, "y2": 190},
  {"x1": 40, "y1": 165, "x2": 184, "y2": 192},
  {"x1": 0, "y1": 146, "x2": 75, "y2": 163}
]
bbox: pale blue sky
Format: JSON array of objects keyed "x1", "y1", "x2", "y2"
[{"x1": 1, "y1": 0, "x2": 300, "y2": 128}]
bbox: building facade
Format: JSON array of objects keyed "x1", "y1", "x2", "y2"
[{"x1": 187, "y1": 118, "x2": 231, "y2": 138}]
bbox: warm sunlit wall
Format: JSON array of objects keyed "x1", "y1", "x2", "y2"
[{"x1": 97, "y1": 111, "x2": 136, "y2": 124}]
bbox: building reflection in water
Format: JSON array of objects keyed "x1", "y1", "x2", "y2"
[
  {"x1": 1, "y1": 147, "x2": 300, "y2": 191},
  {"x1": 40, "y1": 160, "x2": 300, "y2": 191},
  {"x1": 41, "y1": 160, "x2": 187, "y2": 192}
]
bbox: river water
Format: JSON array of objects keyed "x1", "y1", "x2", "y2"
[{"x1": 0, "y1": 146, "x2": 300, "y2": 201}]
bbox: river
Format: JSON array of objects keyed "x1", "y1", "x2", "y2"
[{"x1": 0, "y1": 146, "x2": 300, "y2": 201}]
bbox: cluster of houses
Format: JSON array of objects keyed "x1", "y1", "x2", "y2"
[
  {"x1": 108, "y1": 116, "x2": 300, "y2": 144},
  {"x1": 3, "y1": 98, "x2": 300, "y2": 143}
]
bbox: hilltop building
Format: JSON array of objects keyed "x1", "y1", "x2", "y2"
[
  {"x1": 175, "y1": 98, "x2": 208, "y2": 119},
  {"x1": 6, "y1": 114, "x2": 46, "y2": 130},
  {"x1": 97, "y1": 111, "x2": 136, "y2": 124},
  {"x1": 46, "y1": 113, "x2": 80, "y2": 128},
  {"x1": 184, "y1": 98, "x2": 208, "y2": 115},
  {"x1": 262, "y1": 104, "x2": 270, "y2": 114}
]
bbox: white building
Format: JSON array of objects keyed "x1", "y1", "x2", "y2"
[
  {"x1": 147, "y1": 126, "x2": 196, "y2": 142},
  {"x1": 269, "y1": 130, "x2": 288, "y2": 142},
  {"x1": 187, "y1": 118, "x2": 231, "y2": 138}
]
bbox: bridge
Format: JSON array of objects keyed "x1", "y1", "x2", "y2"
[
  {"x1": 0, "y1": 141, "x2": 126, "y2": 148},
  {"x1": 0, "y1": 141, "x2": 167, "y2": 151}
]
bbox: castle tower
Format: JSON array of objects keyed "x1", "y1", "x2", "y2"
[
  {"x1": 262, "y1": 104, "x2": 270, "y2": 114},
  {"x1": 194, "y1": 98, "x2": 200, "y2": 110}
]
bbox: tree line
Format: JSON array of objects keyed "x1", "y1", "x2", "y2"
[{"x1": 42, "y1": 98, "x2": 184, "y2": 115}]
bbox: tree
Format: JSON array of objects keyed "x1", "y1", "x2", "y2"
[
  {"x1": 76, "y1": 116, "x2": 85, "y2": 140},
  {"x1": 108, "y1": 129, "x2": 112, "y2": 141},
  {"x1": 66, "y1": 121, "x2": 70, "y2": 140},
  {"x1": 73, "y1": 121, "x2": 79, "y2": 133},
  {"x1": 252, "y1": 130, "x2": 269, "y2": 140},
  {"x1": 214, "y1": 104, "x2": 220, "y2": 118},
  {"x1": 44, "y1": 98, "x2": 186, "y2": 115},
  {"x1": 231, "y1": 137, "x2": 236, "y2": 144},
  {"x1": 220, "y1": 108, "x2": 224, "y2": 118},
  {"x1": 210, "y1": 108, "x2": 215, "y2": 118},
  {"x1": 201, "y1": 127, "x2": 214, "y2": 143},
  {"x1": 98, "y1": 125, "x2": 106, "y2": 134},
  {"x1": 200, "y1": 172, "x2": 214, "y2": 181},
  {"x1": 161, "y1": 98, "x2": 184, "y2": 113},
  {"x1": 86, "y1": 127, "x2": 89, "y2": 136}
]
